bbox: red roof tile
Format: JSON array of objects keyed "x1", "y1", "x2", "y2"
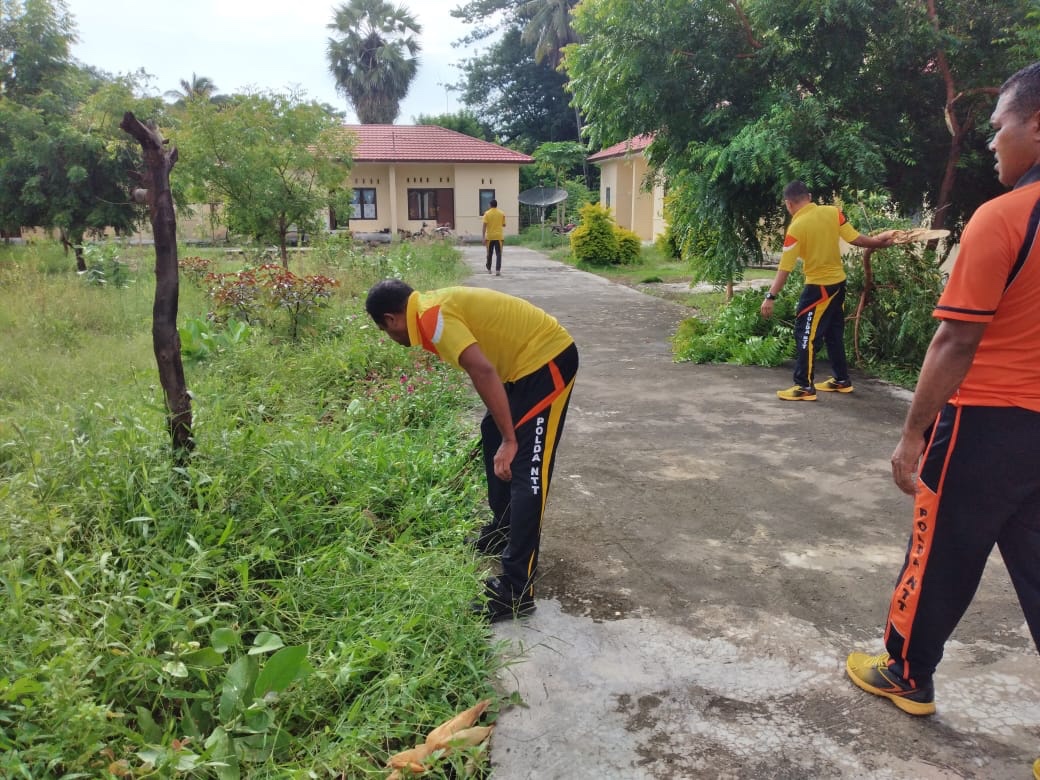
[
  {"x1": 587, "y1": 133, "x2": 655, "y2": 163},
  {"x1": 341, "y1": 125, "x2": 534, "y2": 164}
]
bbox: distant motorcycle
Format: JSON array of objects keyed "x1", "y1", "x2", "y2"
[{"x1": 550, "y1": 222, "x2": 576, "y2": 235}]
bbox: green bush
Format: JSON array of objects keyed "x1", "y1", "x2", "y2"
[
  {"x1": 615, "y1": 228, "x2": 642, "y2": 265},
  {"x1": 570, "y1": 202, "x2": 619, "y2": 266}
]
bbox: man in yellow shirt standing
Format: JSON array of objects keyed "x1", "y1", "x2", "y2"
[
  {"x1": 761, "y1": 181, "x2": 894, "y2": 401},
  {"x1": 482, "y1": 199, "x2": 506, "y2": 276},
  {"x1": 365, "y1": 279, "x2": 579, "y2": 623}
]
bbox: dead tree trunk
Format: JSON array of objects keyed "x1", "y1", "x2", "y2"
[{"x1": 120, "y1": 112, "x2": 194, "y2": 459}]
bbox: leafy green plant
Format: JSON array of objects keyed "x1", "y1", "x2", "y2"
[
  {"x1": 179, "y1": 316, "x2": 251, "y2": 363},
  {"x1": 673, "y1": 277, "x2": 798, "y2": 365},
  {"x1": 80, "y1": 242, "x2": 131, "y2": 288}
]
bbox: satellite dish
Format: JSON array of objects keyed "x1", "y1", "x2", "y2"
[{"x1": 518, "y1": 187, "x2": 569, "y2": 207}]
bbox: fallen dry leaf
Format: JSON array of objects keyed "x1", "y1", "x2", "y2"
[
  {"x1": 443, "y1": 724, "x2": 494, "y2": 749},
  {"x1": 424, "y1": 699, "x2": 491, "y2": 747},
  {"x1": 387, "y1": 743, "x2": 435, "y2": 770}
]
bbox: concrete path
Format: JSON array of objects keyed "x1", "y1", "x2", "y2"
[{"x1": 460, "y1": 245, "x2": 1040, "y2": 780}]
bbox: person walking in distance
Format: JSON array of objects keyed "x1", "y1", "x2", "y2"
[
  {"x1": 365, "y1": 279, "x2": 578, "y2": 623},
  {"x1": 482, "y1": 199, "x2": 506, "y2": 276},
  {"x1": 844, "y1": 62, "x2": 1040, "y2": 780},
  {"x1": 761, "y1": 181, "x2": 895, "y2": 401}
]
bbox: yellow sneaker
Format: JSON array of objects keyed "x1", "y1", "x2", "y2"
[
  {"x1": 777, "y1": 385, "x2": 817, "y2": 401},
  {"x1": 1033, "y1": 757, "x2": 1039, "y2": 780},
  {"x1": 815, "y1": 377, "x2": 854, "y2": 393},
  {"x1": 846, "y1": 651, "x2": 935, "y2": 716}
]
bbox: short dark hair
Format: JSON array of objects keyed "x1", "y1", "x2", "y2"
[
  {"x1": 1001, "y1": 61, "x2": 1040, "y2": 121},
  {"x1": 489, "y1": 199, "x2": 497, "y2": 208},
  {"x1": 365, "y1": 279, "x2": 413, "y2": 323},
  {"x1": 783, "y1": 181, "x2": 811, "y2": 201}
]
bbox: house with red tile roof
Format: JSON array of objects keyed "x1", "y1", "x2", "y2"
[
  {"x1": 587, "y1": 134, "x2": 666, "y2": 242},
  {"x1": 335, "y1": 125, "x2": 534, "y2": 240}
]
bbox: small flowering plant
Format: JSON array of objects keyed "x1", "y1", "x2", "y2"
[{"x1": 203, "y1": 263, "x2": 340, "y2": 339}]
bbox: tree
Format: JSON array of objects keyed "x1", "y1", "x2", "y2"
[
  {"x1": 414, "y1": 109, "x2": 488, "y2": 139},
  {"x1": 532, "y1": 140, "x2": 585, "y2": 187},
  {"x1": 457, "y1": 26, "x2": 578, "y2": 149},
  {"x1": 174, "y1": 91, "x2": 354, "y2": 265},
  {"x1": 564, "y1": 0, "x2": 1032, "y2": 286},
  {"x1": 518, "y1": 0, "x2": 579, "y2": 67},
  {"x1": 164, "y1": 72, "x2": 218, "y2": 104},
  {"x1": 327, "y1": 0, "x2": 422, "y2": 123},
  {"x1": 0, "y1": 1, "x2": 154, "y2": 267},
  {"x1": 121, "y1": 111, "x2": 193, "y2": 459}
]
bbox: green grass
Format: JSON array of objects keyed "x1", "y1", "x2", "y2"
[{"x1": 0, "y1": 239, "x2": 503, "y2": 778}]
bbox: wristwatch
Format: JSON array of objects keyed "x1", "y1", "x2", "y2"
[{"x1": 764, "y1": 292, "x2": 778, "y2": 301}]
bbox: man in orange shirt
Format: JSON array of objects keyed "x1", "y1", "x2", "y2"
[{"x1": 846, "y1": 64, "x2": 1040, "y2": 779}]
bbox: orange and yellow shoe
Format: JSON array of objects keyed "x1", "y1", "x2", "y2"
[
  {"x1": 777, "y1": 385, "x2": 817, "y2": 401},
  {"x1": 815, "y1": 377, "x2": 854, "y2": 393},
  {"x1": 846, "y1": 651, "x2": 935, "y2": 716},
  {"x1": 1033, "y1": 757, "x2": 1039, "y2": 780}
]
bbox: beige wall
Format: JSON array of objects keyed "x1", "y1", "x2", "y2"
[
  {"x1": 596, "y1": 155, "x2": 666, "y2": 242},
  {"x1": 347, "y1": 162, "x2": 523, "y2": 240}
]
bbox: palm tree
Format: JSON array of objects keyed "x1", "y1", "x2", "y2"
[
  {"x1": 518, "y1": 0, "x2": 578, "y2": 68},
  {"x1": 518, "y1": 0, "x2": 587, "y2": 182},
  {"x1": 327, "y1": 0, "x2": 422, "y2": 124},
  {"x1": 165, "y1": 73, "x2": 217, "y2": 104}
]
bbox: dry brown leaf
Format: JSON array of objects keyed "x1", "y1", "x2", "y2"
[
  {"x1": 443, "y1": 724, "x2": 494, "y2": 749},
  {"x1": 387, "y1": 743, "x2": 435, "y2": 769},
  {"x1": 891, "y1": 228, "x2": 950, "y2": 245},
  {"x1": 424, "y1": 699, "x2": 492, "y2": 747}
]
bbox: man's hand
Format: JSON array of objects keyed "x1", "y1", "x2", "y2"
[
  {"x1": 760, "y1": 299, "x2": 775, "y2": 319},
  {"x1": 494, "y1": 440, "x2": 517, "y2": 481},
  {"x1": 891, "y1": 432, "x2": 926, "y2": 495}
]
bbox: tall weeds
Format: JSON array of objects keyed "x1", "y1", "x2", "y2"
[{"x1": 0, "y1": 240, "x2": 499, "y2": 778}]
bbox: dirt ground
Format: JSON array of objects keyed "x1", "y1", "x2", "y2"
[{"x1": 459, "y1": 245, "x2": 1040, "y2": 780}]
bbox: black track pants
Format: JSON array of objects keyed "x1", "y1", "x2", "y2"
[
  {"x1": 792, "y1": 281, "x2": 848, "y2": 388},
  {"x1": 883, "y1": 404, "x2": 1040, "y2": 685},
  {"x1": 480, "y1": 342, "x2": 578, "y2": 599}
]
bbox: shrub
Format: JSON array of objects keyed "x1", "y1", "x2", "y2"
[
  {"x1": 570, "y1": 203, "x2": 619, "y2": 266},
  {"x1": 615, "y1": 228, "x2": 642, "y2": 265}
]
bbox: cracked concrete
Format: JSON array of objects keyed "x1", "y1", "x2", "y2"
[{"x1": 459, "y1": 245, "x2": 1039, "y2": 780}]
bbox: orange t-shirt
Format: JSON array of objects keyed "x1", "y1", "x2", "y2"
[{"x1": 935, "y1": 180, "x2": 1040, "y2": 411}]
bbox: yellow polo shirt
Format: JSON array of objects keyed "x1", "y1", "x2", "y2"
[
  {"x1": 482, "y1": 207, "x2": 506, "y2": 241},
  {"x1": 406, "y1": 287, "x2": 573, "y2": 382},
  {"x1": 779, "y1": 203, "x2": 861, "y2": 285}
]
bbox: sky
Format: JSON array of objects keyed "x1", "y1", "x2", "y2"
[{"x1": 64, "y1": 0, "x2": 493, "y2": 123}]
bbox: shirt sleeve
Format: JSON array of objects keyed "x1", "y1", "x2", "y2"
[
  {"x1": 837, "y1": 211, "x2": 861, "y2": 243},
  {"x1": 934, "y1": 204, "x2": 1015, "y2": 323},
  {"x1": 779, "y1": 232, "x2": 799, "y2": 272}
]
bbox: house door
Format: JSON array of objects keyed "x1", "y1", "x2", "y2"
[{"x1": 435, "y1": 189, "x2": 454, "y2": 228}]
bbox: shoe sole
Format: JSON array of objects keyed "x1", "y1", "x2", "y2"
[
  {"x1": 845, "y1": 659, "x2": 935, "y2": 716},
  {"x1": 777, "y1": 394, "x2": 817, "y2": 401},
  {"x1": 815, "y1": 385, "x2": 854, "y2": 393},
  {"x1": 488, "y1": 602, "x2": 536, "y2": 624}
]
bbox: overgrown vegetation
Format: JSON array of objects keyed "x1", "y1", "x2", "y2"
[{"x1": 0, "y1": 239, "x2": 502, "y2": 778}]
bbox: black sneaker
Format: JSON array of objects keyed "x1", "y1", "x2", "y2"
[
  {"x1": 471, "y1": 524, "x2": 508, "y2": 556},
  {"x1": 474, "y1": 577, "x2": 535, "y2": 623},
  {"x1": 846, "y1": 651, "x2": 935, "y2": 715}
]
